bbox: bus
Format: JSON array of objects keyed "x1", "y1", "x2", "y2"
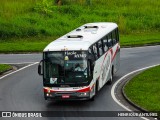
[{"x1": 38, "y1": 22, "x2": 120, "y2": 101}]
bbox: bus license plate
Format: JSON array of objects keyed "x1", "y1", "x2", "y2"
[{"x1": 62, "y1": 95, "x2": 70, "y2": 99}]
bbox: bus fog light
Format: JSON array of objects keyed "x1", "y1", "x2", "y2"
[{"x1": 46, "y1": 93, "x2": 49, "y2": 96}]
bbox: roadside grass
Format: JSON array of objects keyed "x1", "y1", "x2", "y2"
[
  {"x1": 124, "y1": 65, "x2": 160, "y2": 111},
  {"x1": 121, "y1": 33, "x2": 160, "y2": 47},
  {"x1": 0, "y1": 64, "x2": 12, "y2": 73},
  {"x1": 0, "y1": 0, "x2": 160, "y2": 52},
  {"x1": 0, "y1": 36, "x2": 57, "y2": 53},
  {"x1": 0, "y1": 33, "x2": 160, "y2": 53}
]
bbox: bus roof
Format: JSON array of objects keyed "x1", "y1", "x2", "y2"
[{"x1": 44, "y1": 22, "x2": 118, "y2": 52}]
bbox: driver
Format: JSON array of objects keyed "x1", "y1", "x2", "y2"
[{"x1": 75, "y1": 63, "x2": 86, "y2": 71}]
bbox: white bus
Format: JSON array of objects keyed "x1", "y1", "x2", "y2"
[{"x1": 38, "y1": 22, "x2": 120, "y2": 101}]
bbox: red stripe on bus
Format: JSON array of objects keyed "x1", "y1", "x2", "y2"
[
  {"x1": 77, "y1": 86, "x2": 91, "y2": 92},
  {"x1": 48, "y1": 86, "x2": 91, "y2": 93},
  {"x1": 44, "y1": 88, "x2": 49, "y2": 93},
  {"x1": 111, "y1": 46, "x2": 119, "y2": 62}
]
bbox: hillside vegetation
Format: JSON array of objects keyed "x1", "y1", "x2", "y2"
[{"x1": 0, "y1": 0, "x2": 160, "y2": 52}]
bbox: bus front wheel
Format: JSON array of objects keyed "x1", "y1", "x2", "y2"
[{"x1": 89, "y1": 81, "x2": 98, "y2": 101}]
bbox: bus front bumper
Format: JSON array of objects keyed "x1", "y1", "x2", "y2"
[{"x1": 44, "y1": 91, "x2": 91, "y2": 101}]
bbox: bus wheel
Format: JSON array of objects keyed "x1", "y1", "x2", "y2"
[
  {"x1": 107, "y1": 66, "x2": 113, "y2": 85},
  {"x1": 89, "y1": 96, "x2": 95, "y2": 101}
]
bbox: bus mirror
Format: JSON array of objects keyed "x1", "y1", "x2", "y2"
[
  {"x1": 38, "y1": 61, "x2": 43, "y2": 75},
  {"x1": 38, "y1": 64, "x2": 42, "y2": 75}
]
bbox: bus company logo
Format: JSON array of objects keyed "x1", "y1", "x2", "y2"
[
  {"x1": 2, "y1": 112, "x2": 11, "y2": 117},
  {"x1": 66, "y1": 51, "x2": 77, "y2": 55},
  {"x1": 74, "y1": 54, "x2": 87, "y2": 58}
]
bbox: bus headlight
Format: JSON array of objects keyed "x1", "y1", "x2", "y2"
[{"x1": 78, "y1": 92, "x2": 89, "y2": 97}]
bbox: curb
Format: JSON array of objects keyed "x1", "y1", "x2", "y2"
[
  {"x1": 122, "y1": 80, "x2": 150, "y2": 112},
  {"x1": 121, "y1": 43, "x2": 160, "y2": 48},
  {"x1": 0, "y1": 68, "x2": 12, "y2": 75},
  {"x1": 0, "y1": 66, "x2": 17, "y2": 76}
]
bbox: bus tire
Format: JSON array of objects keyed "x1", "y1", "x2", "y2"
[
  {"x1": 89, "y1": 81, "x2": 98, "y2": 101},
  {"x1": 95, "y1": 81, "x2": 99, "y2": 94},
  {"x1": 89, "y1": 96, "x2": 95, "y2": 101},
  {"x1": 44, "y1": 97, "x2": 47, "y2": 100}
]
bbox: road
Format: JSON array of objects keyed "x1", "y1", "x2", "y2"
[{"x1": 0, "y1": 45, "x2": 160, "y2": 120}]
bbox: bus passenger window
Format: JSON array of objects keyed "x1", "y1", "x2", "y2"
[
  {"x1": 88, "y1": 47, "x2": 95, "y2": 61},
  {"x1": 116, "y1": 28, "x2": 119, "y2": 42},
  {"x1": 92, "y1": 45, "x2": 98, "y2": 59},
  {"x1": 108, "y1": 34, "x2": 112, "y2": 48},
  {"x1": 112, "y1": 31, "x2": 116, "y2": 45},
  {"x1": 102, "y1": 38, "x2": 108, "y2": 52},
  {"x1": 89, "y1": 48, "x2": 91, "y2": 53},
  {"x1": 108, "y1": 39, "x2": 112, "y2": 48},
  {"x1": 98, "y1": 41, "x2": 103, "y2": 56}
]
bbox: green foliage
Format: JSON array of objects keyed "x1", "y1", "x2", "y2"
[
  {"x1": 121, "y1": 33, "x2": 160, "y2": 46},
  {"x1": 0, "y1": 0, "x2": 160, "y2": 52},
  {"x1": 0, "y1": 0, "x2": 160, "y2": 39},
  {"x1": 34, "y1": 0, "x2": 54, "y2": 15},
  {"x1": 124, "y1": 65, "x2": 160, "y2": 111},
  {"x1": 0, "y1": 64, "x2": 12, "y2": 73}
]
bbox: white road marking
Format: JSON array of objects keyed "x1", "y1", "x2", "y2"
[
  {"x1": 111, "y1": 64, "x2": 160, "y2": 120},
  {"x1": 0, "y1": 62, "x2": 39, "y2": 80}
]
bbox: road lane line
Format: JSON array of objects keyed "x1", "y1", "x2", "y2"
[
  {"x1": 0, "y1": 62, "x2": 39, "y2": 80},
  {"x1": 111, "y1": 64, "x2": 160, "y2": 120}
]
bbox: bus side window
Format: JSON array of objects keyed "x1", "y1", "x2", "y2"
[
  {"x1": 98, "y1": 40, "x2": 103, "y2": 56},
  {"x1": 108, "y1": 34, "x2": 112, "y2": 48},
  {"x1": 112, "y1": 30, "x2": 117, "y2": 45},
  {"x1": 88, "y1": 47, "x2": 92, "y2": 54},
  {"x1": 88, "y1": 47, "x2": 95, "y2": 61},
  {"x1": 116, "y1": 28, "x2": 119, "y2": 42},
  {"x1": 102, "y1": 37, "x2": 108, "y2": 52},
  {"x1": 92, "y1": 44, "x2": 98, "y2": 60},
  {"x1": 88, "y1": 60, "x2": 93, "y2": 77}
]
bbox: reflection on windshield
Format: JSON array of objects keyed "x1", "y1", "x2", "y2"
[
  {"x1": 44, "y1": 51, "x2": 88, "y2": 85},
  {"x1": 44, "y1": 52, "x2": 65, "y2": 84},
  {"x1": 64, "y1": 60, "x2": 87, "y2": 83}
]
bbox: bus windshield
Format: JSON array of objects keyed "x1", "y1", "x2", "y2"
[{"x1": 43, "y1": 51, "x2": 88, "y2": 85}]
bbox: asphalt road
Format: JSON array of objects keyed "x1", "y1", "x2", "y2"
[{"x1": 0, "y1": 45, "x2": 160, "y2": 120}]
